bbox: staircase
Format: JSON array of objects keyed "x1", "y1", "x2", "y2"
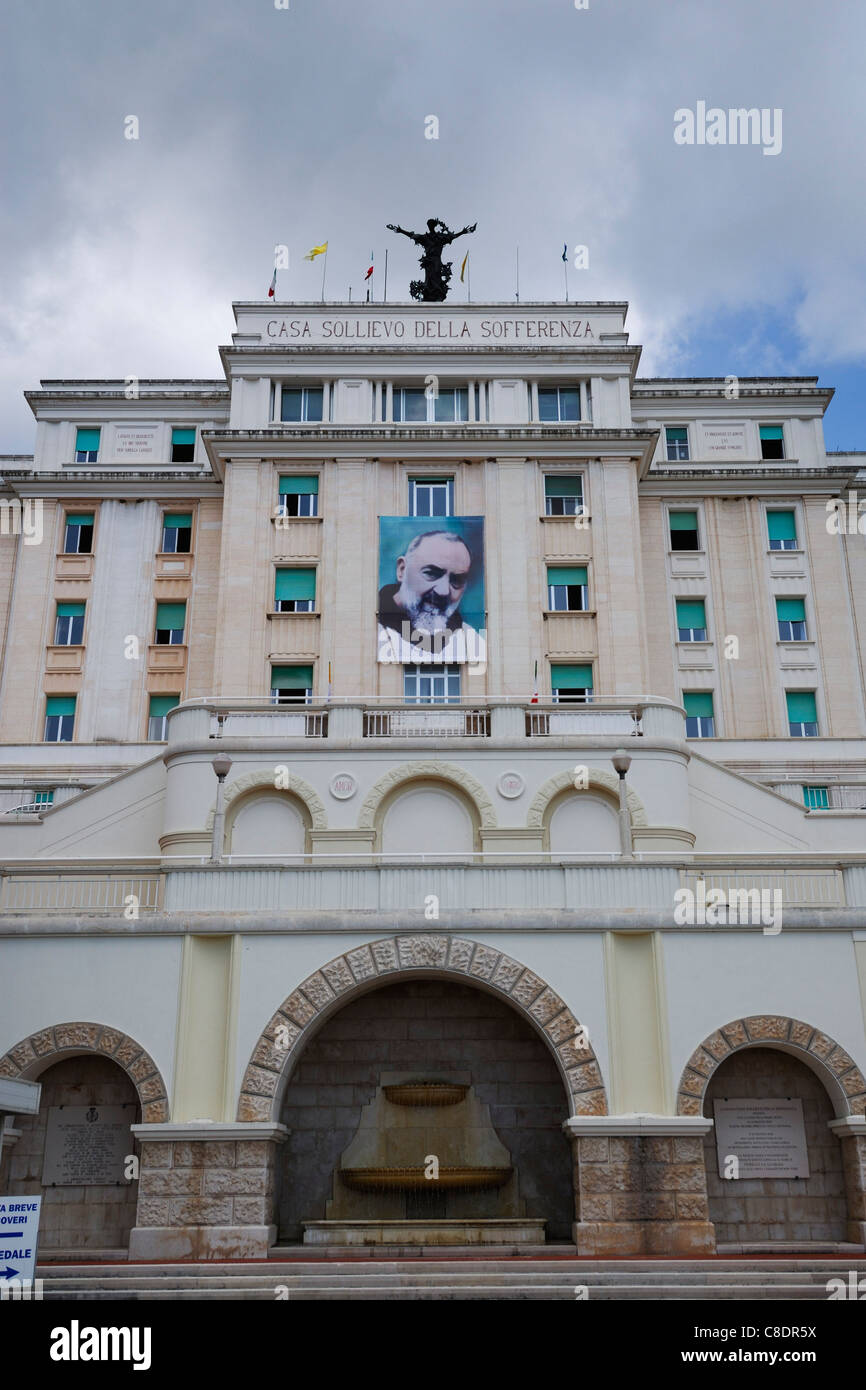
[{"x1": 36, "y1": 1254, "x2": 866, "y2": 1301}]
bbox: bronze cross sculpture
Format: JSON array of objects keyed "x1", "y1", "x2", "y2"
[{"x1": 386, "y1": 218, "x2": 477, "y2": 301}]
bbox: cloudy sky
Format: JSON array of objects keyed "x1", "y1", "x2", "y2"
[{"x1": 1, "y1": 0, "x2": 863, "y2": 450}]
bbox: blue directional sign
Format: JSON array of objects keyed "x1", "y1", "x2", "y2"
[{"x1": 0, "y1": 1194, "x2": 41, "y2": 1285}]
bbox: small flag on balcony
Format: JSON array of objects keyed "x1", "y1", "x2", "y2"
[
  {"x1": 531, "y1": 660, "x2": 538, "y2": 704},
  {"x1": 327, "y1": 661, "x2": 332, "y2": 703}
]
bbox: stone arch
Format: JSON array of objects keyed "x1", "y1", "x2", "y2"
[
  {"x1": 526, "y1": 768, "x2": 648, "y2": 831},
  {"x1": 676, "y1": 1015, "x2": 866, "y2": 1119},
  {"x1": 0, "y1": 1022, "x2": 170, "y2": 1123},
  {"x1": 238, "y1": 935, "x2": 606, "y2": 1122},
  {"x1": 205, "y1": 770, "x2": 327, "y2": 832},
  {"x1": 357, "y1": 761, "x2": 497, "y2": 832}
]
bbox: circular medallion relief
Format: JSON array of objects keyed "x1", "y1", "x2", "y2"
[
  {"x1": 329, "y1": 772, "x2": 358, "y2": 800},
  {"x1": 497, "y1": 770, "x2": 525, "y2": 799}
]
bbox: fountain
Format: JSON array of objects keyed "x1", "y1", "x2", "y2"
[{"x1": 302, "y1": 1072, "x2": 546, "y2": 1246}]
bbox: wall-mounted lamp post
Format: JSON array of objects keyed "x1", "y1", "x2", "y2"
[
  {"x1": 611, "y1": 748, "x2": 633, "y2": 861},
  {"x1": 210, "y1": 754, "x2": 232, "y2": 863}
]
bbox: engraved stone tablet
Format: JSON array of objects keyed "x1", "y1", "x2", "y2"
[
  {"x1": 43, "y1": 1105, "x2": 133, "y2": 1186},
  {"x1": 714, "y1": 1097, "x2": 809, "y2": 1179}
]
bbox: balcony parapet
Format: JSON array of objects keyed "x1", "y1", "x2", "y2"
[{"x1": 168, "y1": 695, "x2": 685, "y2": 747}]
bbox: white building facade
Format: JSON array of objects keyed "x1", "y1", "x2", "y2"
[{"x1": 0, "y1": 298, "x2": 865, "y2": 1259}]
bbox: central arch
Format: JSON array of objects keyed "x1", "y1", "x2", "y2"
[{"x1": 237, "y1": 935, "x2": 606, "y2": 1122}]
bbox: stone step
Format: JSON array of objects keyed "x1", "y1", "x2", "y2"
[{"x1": 38, "y1": 1282, "x2": 842, "y2": 1301}]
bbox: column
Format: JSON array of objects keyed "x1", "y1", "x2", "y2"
[{"x1": 565, "y1": 1116, "x2": 717, "y2": 1255}]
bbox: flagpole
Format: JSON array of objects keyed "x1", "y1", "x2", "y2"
[
  {"x1": 383, "y1": 249, "x2": 388, "y2": 303},
  {"x1": 564, "y1": 257, "x2": 569, "y2": 303},
  {"x1": 515, "y1": 245, "x2": 520, "y2": 303},
  {"x1": 320, "y1": 251, "x2": 327, "y2": 303},
  {"x1": 467, "y1": 264, "x2": 471, "y2": 304}
]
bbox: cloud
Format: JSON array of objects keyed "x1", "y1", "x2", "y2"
[{"x1": 0, "y1": 0, "x2": 864, "y2": 448}]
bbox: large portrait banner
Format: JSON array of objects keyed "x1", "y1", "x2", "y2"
[{"x1": 377, "y1": 516, "x2": 486, "y2": 665}]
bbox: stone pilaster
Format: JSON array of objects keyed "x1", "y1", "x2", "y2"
[
  {"x1": 829, "y1": 1118, "x2": 866, "y2": 1246},
  {"x1": 128, "y1": 1122, "x2": 287, "y2": 1260},
  {"x1": 565, "y1": 1115, "x2": 716, "y2": 1255}
]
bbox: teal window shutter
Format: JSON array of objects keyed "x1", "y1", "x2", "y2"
[
  {"x1": 171, "y1": 428, "x2": 195, "y2": 445},
  {"x1": 803, "y1": 785, "x2": 829, "y2": 809},
  {"x1": 683, "y1": 692, "x2": 714, "y2": 718},
  {"x1": 676, "y1": 599, "x2": 706, "y2": 627},
  {"x1": 776, "y1": 597, "x2": 806, "y2": 622},
  {"x1": 66, "y1": 512, "x2": 94, "y2": 526},
  {"x1": 669, "y1": 510, "x2": 698, "y2": 530},
  {"x1": 164, "y1": 512, "x2": 192, "y2": 529},
  {"x1": 786, "y1": 691, "x2": 817, "y2": 723},
  {"x1": 155, "y1": 602, "x2": 186, "y2": 629},
  {"x1": 760, "y1": 425, "x2": 784, "y2": 441},
  {"x1": 149, "y1": 695, "x2": 178, "y2": 717},
  {"x1": 666, "y1": 427, "x2": 687, "y2": 441},
  {"x1": 56, "y1": 601, "x2": 85, "y2": 618},
  {"x1": 551, "y1": 663, "x2": 593, "y2": 688},
  {"x1": 279, "y1": 475, "x2": 319, "y2": 495},
  {"x1": 271, "y1": 664, "x2": 313, "y2": 688},
  {"x1": 46, "y1": 696, "x2": 76, "y2": 716},
  {"x1": 275, "y1": 568, "x2": 316, "y2": 601},
  {"x1": 547, "y1": 566, "x2": 587, "y2": 586},
  {"x1": 544, "y1": 475, "x2": 582, "y2": 496},
  {"x1": 767, "y1": 510, "x2": 796, "y2": 542},
  {"x1": 75, "y1": 428, "x2": 100, "y2": 451}
]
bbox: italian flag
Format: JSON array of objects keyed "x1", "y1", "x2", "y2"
[
  {"x1": 531, "y1": 660, "x2": 538, "y2": 704},
  {"x1": 268, "y1": 267, "x2": 277, "y2": 299}
]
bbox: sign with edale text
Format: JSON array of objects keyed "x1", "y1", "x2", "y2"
[
  {"x1": 43, "y1": 1105, "x2": 132, "y2": 1186},
  {"x1": 714, "y1": 1097, "x2": 810, "y2": 1179},
  {"x1": 0, "y1": 1194, "x2": 41, "y2": 1285}
]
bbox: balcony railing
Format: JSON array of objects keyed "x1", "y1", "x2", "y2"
[
  {"x1": 177, "y1": 695, "x2": 666, "y2": 744},
  {"x1": 771, "y1": 782, "x2": 866, "y2": 810},
  {"x1": 364, "y1": 708, "x2": 490, "y2": 738}
]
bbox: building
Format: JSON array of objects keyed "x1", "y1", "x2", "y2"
[{"x1": 0, "y1": 297, "x2": 864, "y2": 1261}]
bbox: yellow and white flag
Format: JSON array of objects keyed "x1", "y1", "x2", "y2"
[{"x1": 304, "y1": 241, "x2": 328, "y2": 261}]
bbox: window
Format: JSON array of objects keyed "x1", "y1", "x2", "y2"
[
  {"x1": 432, "y1": 388, "x2": 468, "y2": 422},
  {"x1": 767, "y1": 510, "x2": 797, "y2": 550},
  {"x1": 760, "y1": 424, "x2": 785, "y2": 460},
  {"x1": 280, "y1": 387, "x2": 323, "y2": 423},
  {"x1": 154, "y1": 601, "x2": 186, "y2": 645},
  {"x1": 34, "y1": 790, "x2": 54, "y2": 806},
  {"x1": 75, "y1": 428, "x2": 100, "y2": 463},
  {"x1": 676, "y1": 599, "x2": 707, "y2": 642},
  {"x1": 665, "y1": 427, "x2": 690, "y2": 461},
  {"x1": 270, "y1": 664, "x2": 313, "y2": 704},
  {"x1": 551, "y1": 663, "x2": 593, "y2": 703},
  {"x1": 171, "y1": 428, "x2": 196, "y2": 463},
  {"x1": 538, "y1": 386, "x2": 580, "y2": 422},
  {"x1": 393, "y1": 388, "x2": 468, "y2": 423},
  {"x1": 274, "y1": 568, "x2": 316, "y2": 612},
  {"x1": 54, "y1": 602, "x2": 85, "y2": 646},
  {"x1": 409, "y1": 477, "x2": 454, "y2": 517},
  {"x1": 669, "y1": 510, "x2": 699, "y2": 551},
  {"x1": 803, "y1": 785, "x2": 829, "y2": 810},
  {"x1": 403, "y1": 664, "x2": 461, "y2": 704},
  {"x1": 148, "y1": 694, "x2": 179, "y2": 741},
  {"x1": 161, "y1": 513, "x2": 192, "y2": 553},
  {"x1": 64, "y1": 513, "x2": 94, "y2": 554},
  {"x1": 776, "y1": 597, "x2": 807, "y2": 641},
  {"x1": 277, "y1": 476, "x2": 319, "y2": 517},
  {"x1": 786, "y1": 690, "x2": 818, "y2": 738},
  {"x1": 547, "y1": 566, "x2": 587, "y2": 612},
  {"x1": 44, "y1": 696, "x2": 75, "y2": 742},
  {"x1": 544, "y1": 475, "x2": 584, "y2": 516},
  {"x1": 683, "y1": 691, "x2": 715, "y2": 738}
]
